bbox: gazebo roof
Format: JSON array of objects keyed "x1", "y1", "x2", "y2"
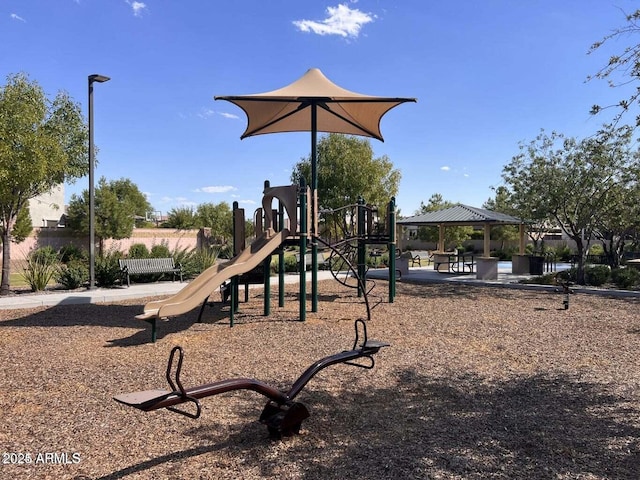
[{"x1": 398, "y1": 204, "x2": 524, "y2": 226}]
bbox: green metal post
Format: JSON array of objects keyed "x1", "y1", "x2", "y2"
[
  {"x1": 230, "y1": 201, "x2": 240, "y2": 326},
  {"x1": 229, "y1": 283, "x2": 235, "y2": 327},
  {"x1": 388, "y1": 197, "x2": 396, "y2": 303},
  {"x1": 311, "y1": 104, "x2": 319, "y2": 313},
  {"x1": 357, "y1": 196, "x2": 366, "y2": 298},
  {"x1": 299, "y1": 179, "x2": 307, "y2": 322},
  {"x1": 278, "y1": 203, "x2": 285, "y2": 308},
  {"x1": 264, "y1": 255, "x2": 271, "y2": 316},
  {"x1": 263, "y1": 181, "x2": 271, "y2": 316}
]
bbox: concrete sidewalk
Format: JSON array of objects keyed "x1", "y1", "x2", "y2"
[
  {"x1": 366, "y1": 265, "x2": 640, "y2": 299},
  {"x1": 0, "y1": 271, "x2": 337, "y2": 310},
  {"x1": 1, "y1": 266, "x2": 638, "y2": 310}
]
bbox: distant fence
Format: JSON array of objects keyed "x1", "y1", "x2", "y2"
[{"x1": 5, "y1": 228, "x2": 202, "y2": 263}]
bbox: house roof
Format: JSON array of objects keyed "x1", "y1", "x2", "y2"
[{"x1": 397, "y1": 204, "x2": 524, "y2": 226}]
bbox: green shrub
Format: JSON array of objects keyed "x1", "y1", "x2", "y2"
[
  {"x1": 55, "y1": 259, "x2": 89, "y2": 289},
  {"x1": 175, "y1": 246, "x2": 222, "y2": 278},
  {"x1": 556, "y1": 267, "x2": 577, "y2": 283},
  {"x1": 150, "y1": 243, "x2": 171, "y2": 258},
  {"x1": 463, "y1": 244, "x2": 475, "y2": 253},
  {"x1": 589, "y1": 243, "x2": 605, "y2": 256},
  {"x1": 552, "y1": 243, "x2": 573, "y2": 262},
  {"x1": 194, "y1": 246, "x2": 221, "y2": 271},
  {"x1": 31, "y1": 246, "x2": 59, "y2": 264},
  {"x1": 491, "y1": 249, "x2": 512, "y2": 261},
  {"x1": 521, "y1": 273, "x2": 556, "y2": 285},
  {"x1": 95, "y1": 249, "x2": 123, "y2": 287},
  {"x1": 171, "y1": 246, "x2": 198, "y2": 278},
  {"x1": 21, "y1": 249, "x2": 59, "y2": 291},
  {"x1": 611, "y1": 267, "x2": 640, "y2": 289},
  {"x1": 58, "y1": 245, "x2": 87, "y2": 263},
  {"x1": 128, "y1": 243, "x2": 149, "y2": 258},
  {"x1": 283, "y1": 254, "x2": 299, "y2": 273},
  {"x1": 585, "y1": 264, "x2": 610, "y2": 286},
  {"x1": 217, "y1": 244, "x2": 233, "y2": 260}
]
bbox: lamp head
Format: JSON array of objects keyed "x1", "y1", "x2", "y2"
[{"x1": 89, "y1": 74, "x2": 110, "y2": 83}]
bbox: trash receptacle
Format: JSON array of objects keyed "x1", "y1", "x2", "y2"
[
  {"x1": 396, "y1": 256, "x2": 409, "y2": 277},
  {"x1": 529, "y1": 256, "x2": 544, "y2": 275}
]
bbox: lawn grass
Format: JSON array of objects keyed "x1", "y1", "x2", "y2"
[{"x1": 9, "y1": 272, "x2": 28, "y2": 287}]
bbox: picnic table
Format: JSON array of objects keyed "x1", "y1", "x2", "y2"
[{"x1": 433, "y1": 252, "x2": 475, "y2": 274}]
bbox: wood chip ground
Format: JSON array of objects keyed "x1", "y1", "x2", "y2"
[{"x1": 1, "y1": 279, "x2": 639, "y2": 479}]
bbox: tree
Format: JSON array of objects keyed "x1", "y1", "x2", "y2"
[
  {"x1": 482, "y1": 187, "x2": 521, "y2": 251},
  {"x1": 0, "y1": 207, "x2": 33, "y2": 245},
  {"x1": 10, "y1": 207, "x2": 33, "y2": 244},
  {"x1": 290, "y1": 133, "x2": 401, "y2": 239},
  {"x1": 163, "y1": 206, "x2": 198, "y2": 229},
  {"x1": 0, "y1": 73, "x2": 88, "y2": 294},
  {"x1": 592, "y1": 175, "x2": 640, "y2": 267},
  {"x1": 66, "y1": 177, "x2": 152, "y2": 254},
  {"x1": 414, "y1": 194, "x2": 473, "y2": 250},
  {"x1": 502, "y1": 126, "x2": 640, "y2": 284},
  {"x1": 196, "y1": 202, "x2": 232, "y2": 242},
  {"x1": 109, "y1": 178, "x2": 152, "y2": 228},
  {"x1": 588, "y1": 9, "x2": 640, "y2": 126}
]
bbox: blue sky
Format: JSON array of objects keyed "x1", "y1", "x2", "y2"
[{"x1": 2, "y1": 0, "x2": 638, "y2": 218}]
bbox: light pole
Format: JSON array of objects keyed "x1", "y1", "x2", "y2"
[{"x1": 88, "y1": 74, "x2": 110, "y2": 290}]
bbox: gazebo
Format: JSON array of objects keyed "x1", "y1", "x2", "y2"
[{"x1": 397, "y1": 204, "x2": 528, "y2": 280}]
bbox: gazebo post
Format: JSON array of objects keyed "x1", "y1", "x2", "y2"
[
  {"x1": 483, "y1": 224, "x2": 491, "y2": 257},
  {"x1": 438, "y1": 224, "x2": 445, "y2": 252},
  {"x1": 476, "y1": 223, "x2": 499, "y2": 280},
  {"x1": 511, "y1": 222, "x2": 530, "y2": 275}
]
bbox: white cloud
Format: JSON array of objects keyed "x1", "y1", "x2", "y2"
[
  {"x1": 293, "y1": 4, "x2": 375, "y2": 38},
  {"x1": 239, "y1": 199, "x2": 257, "y2": 205},
  {"x1": 196, "y1": 185, "x2": 237, "y2": 194},
  {"x1": 10, "y1": 13, "x2": 26, "y2": 22},
  {"x1": 159, "y1": 196, "x2": 192, "y2": 206},
  {"x1": 197, "y1": 109, "x2": 239, "y2": 120},
  {"x1": 126, "y1": 1, "x2": 147, "y2": 17},
  {"x1": 197, "y1": 108, "x2": 215, "y2": 119},
  {"x1": 440, "y1": 166, "x2": 450, "y2": 171}
]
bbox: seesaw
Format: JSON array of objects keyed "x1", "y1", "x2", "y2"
[{"x1": 114, "y1": 319, "x2": 389, "y2": 438}]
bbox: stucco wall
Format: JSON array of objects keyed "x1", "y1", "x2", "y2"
[{"x1": 8, "y1": 228, "x2": 200, "y2": 262}]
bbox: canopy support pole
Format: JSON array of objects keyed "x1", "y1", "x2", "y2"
[{"x1": 311, "y1": 103, "x2": 319, "y2": 313}]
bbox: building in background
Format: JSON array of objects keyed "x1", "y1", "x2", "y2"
[{"x1": 28, "y1": 184, "x2": 66, "y2": 228}]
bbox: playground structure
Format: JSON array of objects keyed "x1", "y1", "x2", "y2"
[
  {"x1": 134, "y1": 180, "x2": 400, "y2": 341},
  {"x1": 114, "y1": 319, "x2": 389, "y2": 438}
]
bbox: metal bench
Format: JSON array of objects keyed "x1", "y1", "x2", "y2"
[
  {"x1": 295, "y1": 252, "x2": 330, "y2": 270},
  {"x1": 407, "y1": 250, "x2": 431, "y2": 267},
  {"x1": 119, "y1": 258, "x2": 183, "y2": 287}
]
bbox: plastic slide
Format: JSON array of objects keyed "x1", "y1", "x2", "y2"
[{"x1": 136, "y1": 228, "x2": 290, "y2": 320}]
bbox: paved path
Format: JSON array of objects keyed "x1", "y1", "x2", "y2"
[
  {"x1": 366, "y1": 264, "x2": 640, "y2": 299},
  {"x1": 0, "y1": 271, "x2": 336, "y2": 310},
  {"x1": 1, "y1": 266, "x2": 637, "y2": 310}
]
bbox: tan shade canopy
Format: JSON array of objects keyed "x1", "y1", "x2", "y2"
[{"x1": 215, "y1": 68, "x2": 416, "y2": 140}]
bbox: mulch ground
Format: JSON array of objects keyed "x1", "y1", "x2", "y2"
[{"x1": 1, "y1": 279, "x2": 639, "y2": 479}]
